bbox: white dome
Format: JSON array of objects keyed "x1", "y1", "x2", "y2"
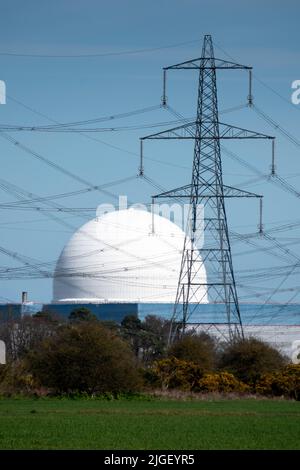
[{"x1": 53, "y1": 208, "x2": 207, "y2": 303}]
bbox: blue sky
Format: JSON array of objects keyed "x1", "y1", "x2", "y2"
[{"x1": 0, "y1": 0, "x2": 300, "y2": 305}]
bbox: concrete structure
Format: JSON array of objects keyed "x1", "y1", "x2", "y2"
[{"x1": 53, "y1": 208, "x2": 208, "y2": 304}]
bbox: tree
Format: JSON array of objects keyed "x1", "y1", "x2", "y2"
[
  {"x1": 121, "y1": 315, "x2": 142, "y2": 357},
  {"x1": 139, "y1": 315, "x2": 171, "y2": 365},
  {"x1": 168, "y1": 332, "x2": 217, "y2": 372},
  {"x1": 121, "y1": 314, "x2": 142, "y2": 331},
  {"x1": 26, "y1": 322, "x2": 140, "y2": 394},
  {"x1": 68, "y1": 307, "x2": 97, "y2": 323},
  {"x1": 0, "y1": 315, "x2": 59, "y2": 362},
  {"x1": 218, "y1": 337, "x2": 287, "y2": 385},
  {"x1": 99, "y1": 320, "x2": 120, "y2": 332},
  {"x1": 32, "y1": 310, "x2": 62, "y2": 324}
]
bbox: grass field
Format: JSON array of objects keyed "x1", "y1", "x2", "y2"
[{"x1": 0, "y1": 397, "x2": 299, "y2": 449}]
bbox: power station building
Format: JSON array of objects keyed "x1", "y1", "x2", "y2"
[
  {"x1": 53, "y1": 208, "x2": 208, "y2": 306},
  {"x1": 0, "y1": 208, "x2": 299, "y2": 362}
]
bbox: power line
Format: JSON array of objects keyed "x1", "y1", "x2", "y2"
[
  {"x1": 7, "y1": 94, "x2": 191, "y2": 170},
  {"x1": 0, "y1": 104, "x2": 162, "y2": 130},
  {"x1": 213, "y1": 39, "x2": 300, "y2": 113},
  {"x1": 0, "y1": 132, "x2": 134, "y2": 204},
  {"x1": 2, "y1": 41, "x2": 300, "y2": 316},
  {"x1": 0, "y1": 175, "x2": 137, "y2": 207},
  {"x1": 1, "y1": 103, "x2": 246, "y2": 133},
  {"x1": 252, "y1": 104, "x2": 300, "y2": 149},
  {"x1": 0, "y1": 39, "x2": 201, "y2": 58}
]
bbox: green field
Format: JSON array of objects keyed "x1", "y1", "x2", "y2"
[{"x1": 0, "y1": 398, "x2": 299, "y2": 449}]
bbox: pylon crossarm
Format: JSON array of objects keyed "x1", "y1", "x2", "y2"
[
  {"x1": 152, "y1": 184, "x2": 262, "y2": 199},
  {"x1": 164, "y1": 58, "x2": 251, "y2": 70},
  {"x1": 218, "y1": 122, "x2": 274, "y2": 139},
  {"x1": 222, "y1": 186, "x2": 262, "y2": 198},
  {"x1": 141, "y1": 121, "x2": 195, "y2": 140},
  {"x1": 141, "y1": 121, "x2": 274, "y2": 140},
  {"x1": 152, "y1": 184, "x2": 192, "y2": 199}
]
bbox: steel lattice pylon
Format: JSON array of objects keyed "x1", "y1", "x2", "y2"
[{"x1": 141, "y1": 35, "x2": 274, "y2": 343}]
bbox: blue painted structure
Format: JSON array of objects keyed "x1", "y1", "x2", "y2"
[{"x1": 0, "y1": 302, "x2": 299, "y2": 325}]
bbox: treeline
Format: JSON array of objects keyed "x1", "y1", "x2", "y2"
[{"x1": 0, "y1": 308, "x2": 299, "y2": 399}]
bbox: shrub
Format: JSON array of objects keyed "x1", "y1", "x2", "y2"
[
  {"x1": 256, "y1": 364, "x2": 300, "y2": 400},
  {"x1": 150, "y1": 357, "x2": 204, "y2": 391},
  {"x1": 25, "y1": 322, "x2": 141, "y2": 394},
  {"x1": 218, "y1": 337, "x2": 287, "y2": 385},
  {"x1": 0, "y1": 361, "x2": 40, "y2": 395},
  {"x1": 0, "y1": 364, "x2": 7, "y2": 385},
  {"x1": 168, "y1": 332, "x2": 217, "y2": 372},
  {"x1": 198, "y1": 371, "x2": 250, "y2": 394}
]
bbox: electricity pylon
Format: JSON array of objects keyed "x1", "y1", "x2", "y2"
[{"x1": 141, "y1": 35, "x2": 274, "y2": 342}]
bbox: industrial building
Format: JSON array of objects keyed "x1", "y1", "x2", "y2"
[
  {"x1": 0, "y1": 207, "x2": 299, "y2": 362},
  {"x1": 52, "y1": 208, "x2": 208, "y2": 305},
  {"x1": 0, "y1": 34, "x2": 299, "y2": 365}
]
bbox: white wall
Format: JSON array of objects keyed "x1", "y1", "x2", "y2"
[
  {"x1": 0, "y1": 340, "x2": 5, "y2": 365},
  {"x1": 191, "y1": 324, "x2": 300, "y2": 363}
]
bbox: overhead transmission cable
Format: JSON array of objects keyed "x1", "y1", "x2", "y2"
[
  {"x1": 212, "y1": 39, "x2": 300, "y2": 113},
  {"x1": 0, "y1": 39, "x2": 201, "y2": 58},
  {"x1": 7, "y1": 94, "x2": 191, "y2": 171},
  {"x1": 0, "y1": 132, "x2": 138, "y2": 204},
  {"x1": 0, "y1": 103, "x2": 247, "y2": 133}
]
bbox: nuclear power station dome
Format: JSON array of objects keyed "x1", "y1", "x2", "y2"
[{"x1": 53, "y1": 208, "x2": 208, "y2": 304}]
